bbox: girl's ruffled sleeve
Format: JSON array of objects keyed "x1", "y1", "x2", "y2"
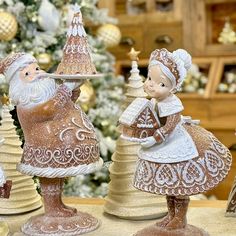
[{"x1": 153, "y1": 112, "x2": 181, "y2": 143}]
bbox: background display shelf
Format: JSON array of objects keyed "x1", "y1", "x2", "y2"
[
  {"x1": 183, "y1": 0, "x2": 236, "y2": 56},
  {"x1": 98, "y1": 0, "x2": 183, "y2": 59}
]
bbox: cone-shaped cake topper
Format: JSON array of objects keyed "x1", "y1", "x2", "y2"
[{"x1": 50, "y1": 4, "x2": 102, "y2": 80}]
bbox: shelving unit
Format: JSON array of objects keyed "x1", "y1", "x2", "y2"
[
  {"x1": 99, "y1": 0, "x2": 183, "y2": 19},
  {"x1": 183, "y1": 0, "x2": 236, "y2": 56},
  {"x1": 212, "y1": 56, "x2": 236, "y2": 97},
  {"x1": 98, "y1": 0, "x2": 183, "y2": 59}
]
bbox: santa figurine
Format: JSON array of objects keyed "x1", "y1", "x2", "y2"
[
  {"x1": 0, "y1": 5, "x2": 103, "y2": 235},
  {"x1": 0, "y1": 54, "x2": 102, "y2": 235},
  {"x1": 121, "y1": 48, "x2": 232, "y2": 236}
]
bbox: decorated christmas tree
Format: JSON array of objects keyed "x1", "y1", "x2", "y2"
[
  {"x1": 56, "y1": 4, "x2": 97, "y2": 75},
  {"x1": 0, "y1": 0, "x2": 124, "y2": 196},
  {"x1": 104, "y1": 48, "x2": 167, "y2": 220},
  {"x1": 0, "y1": 104, "x2": 42, "y2": 214}
]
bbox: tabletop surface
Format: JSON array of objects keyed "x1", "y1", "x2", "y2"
[
  {"x1": 63, "y1": 197, "x2": 228, "y2": 208},
  {"x1": 4, "y1": 198, "x2": 235, "y2": 236}
]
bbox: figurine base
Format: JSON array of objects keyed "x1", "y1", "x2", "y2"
[
  {"x1": 133, "y1": 224, "x2": 210, "y2": 236},
  {"x1": 104, "y1": 203, "x2": 167, "y2": 220},
  {"x1": 21, "y1": 211, "x2": 100, "y2": 236}
]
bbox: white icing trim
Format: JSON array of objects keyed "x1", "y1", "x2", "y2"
[
  {"x1": 64, "y1": 44, "x2": 89, "y2": 55},
  {"x1": 155, "y1": 129, "x2": 165, "y2": 141},
  {"x1": 157, "y1": 94, "x2": 184, "y2": 117},
  {"x1": 17, "y1": 158, "x2": 103, "y2": 178},
  {"x1": 120, "y1": 134, "x2": 146, "y2": 143},
  {"x1": 67, "y1": 24, "x2": 86, "y2": 37},
  {"x1": 119, "y1": 98, "x2": 159, "y2": 126},
  {"x1": 181, "y1": 115, "x2": 200, "y2": 125},
  {"x1": 0, "y1": 166, "x2": 6, "y2": 187}
]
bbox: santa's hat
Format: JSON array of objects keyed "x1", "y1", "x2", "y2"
[
  {"x1": 56, "y1": 4, "x2": 97, "y2": 75},
  {"x1": 0, "y1": 53, "x2": 37, "y2": 83}
]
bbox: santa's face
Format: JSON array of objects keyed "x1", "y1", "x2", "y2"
[
  {"x1": 19, "y1": 62, "x2": 45, "y2": 82},
  {"x1": 9, "y1": 63, "x2": 56, "y2": 108}
]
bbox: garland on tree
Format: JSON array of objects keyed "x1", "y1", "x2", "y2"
[{"x1": 0, "y1": 0, "x2": 125, "y2": 197}]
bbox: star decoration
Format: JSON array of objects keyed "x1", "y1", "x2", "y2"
[
  {"x1": 0, "y1": 94, "x2": 10, "y2": 105},
  {"x1": 128, "y1": 48, "x2": 141, "y2": 61}
]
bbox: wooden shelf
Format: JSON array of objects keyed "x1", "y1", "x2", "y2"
[
  {"x1": 184, "y1": 57, "x2": 218, "y2": 99},
  {"x1": 212, "y1": 56, "x2": 236, "y2": 98},
  {"x1": 99, "y1": 0, "x2": 183, "y2": 19},
  {"x1": 98, "y1": 0, "x2": 183, "y2": 60},
  {"x1": 184, "y1": 0, "x2": 236, "y2": 56}
]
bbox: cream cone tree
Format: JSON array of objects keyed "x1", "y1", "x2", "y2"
[
  {"x1": 104, "y1": 48, "x2": 167, "y2": 220},
  {"x1": 0, "y1": 105, "x2": 42, "y2": 214}
]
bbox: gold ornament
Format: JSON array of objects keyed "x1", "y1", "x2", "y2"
[
  {"x1": 36, "y1": 53, "x2": 52, "y2": 71},
  {"x1": 97, "y1": 24, "x2": 122, "y2": 48},
  {"x1": 76, "y1": 81, "x2": 96, "y2": 112},
  {"x1": 0, "y1": 11, "x2": 18, "y2": 41},
  {"x1": 0, "y1": 94, "x2": 10, "y2": 105}
]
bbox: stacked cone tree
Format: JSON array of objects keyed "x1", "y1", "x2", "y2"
[
  {"x1": 104, "y1": 48, "x2": 167, "y2": 220},
  {"x1": 0, "y1": 105, "x2": 41, "y2": 214},
  {"x1": 124, "y1": 48, "x2": 147, "y2": 106}
]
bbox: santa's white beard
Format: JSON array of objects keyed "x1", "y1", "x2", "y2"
[{"x1": 9, "y1": 73, "x2": 57, "y2": 108}]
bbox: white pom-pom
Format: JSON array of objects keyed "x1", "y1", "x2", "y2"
[{"x1": 173, "y1": 49, "x2": 192, "y2": 71}]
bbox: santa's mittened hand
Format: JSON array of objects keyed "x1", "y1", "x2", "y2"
[
  {"x1": 64, "y1": 81, "x2": 77, "y2": 91},
  {"x1": 141, "y1": 136, "x2": 157, "y2": 148},
  {"x1": 64, "y1": 81, "x2": 83, "y2": 91},
  {"x1": 71, "y1": 88, "x2": 81, "y2": 102}
]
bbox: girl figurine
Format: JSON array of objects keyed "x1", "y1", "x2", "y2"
[{"x1": 132, "y1": 48, "x2": 232, "y2": 236}]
